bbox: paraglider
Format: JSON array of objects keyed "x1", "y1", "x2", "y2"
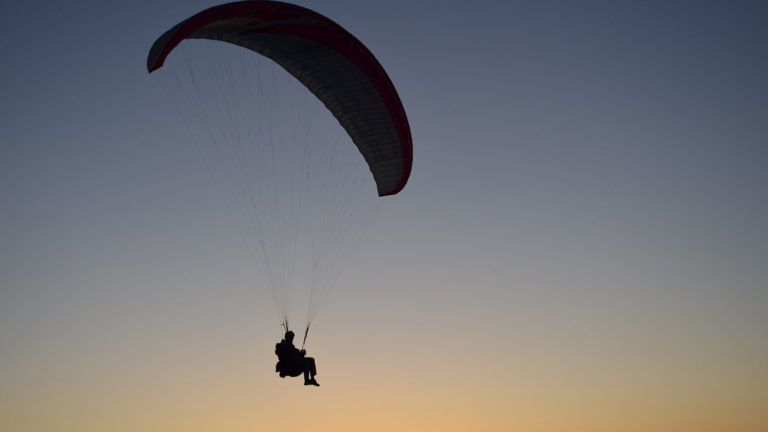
[
  {"x1": 147, "y1": 0, "x2": 412, "y2": 195},
  {"x1": 275, "y1": 331, "x2": 319, "y2": 386},
  {"x1": 148, "y1": 0, "x2": 411, "y2": 385}
]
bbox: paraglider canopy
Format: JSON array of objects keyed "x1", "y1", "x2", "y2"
[{"x1": 147, "y1": 0, "x2": 412, "y2": 196}]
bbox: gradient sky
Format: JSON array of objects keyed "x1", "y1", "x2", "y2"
[{"x1": 2, "y1": 1, "x2": 767, "y2": 431}]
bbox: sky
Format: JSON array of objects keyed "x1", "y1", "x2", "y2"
[{"x1": 2, "y1": 1, "x2": 767, "y2": 431}]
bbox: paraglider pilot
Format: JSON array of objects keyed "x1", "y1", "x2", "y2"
[{"x1": 275, "y1": 331, "x2": 319, "y2": 386}]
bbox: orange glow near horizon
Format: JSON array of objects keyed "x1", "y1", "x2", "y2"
[{"x1": 2, "y1": 302, "x2": 766, "y2": 432}]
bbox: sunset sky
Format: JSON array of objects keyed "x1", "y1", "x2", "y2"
[{"x1": 2, "y1": 1, "x2": 767, "y2": 431}]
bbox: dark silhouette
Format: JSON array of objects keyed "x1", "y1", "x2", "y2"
[{"x1": 275, "y1": 331, "x2": 319, "y2": 386}]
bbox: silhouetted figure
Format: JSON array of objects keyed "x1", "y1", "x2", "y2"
[{"x1": 275, "y1": 331, "x2": 319, "y2": 386}]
